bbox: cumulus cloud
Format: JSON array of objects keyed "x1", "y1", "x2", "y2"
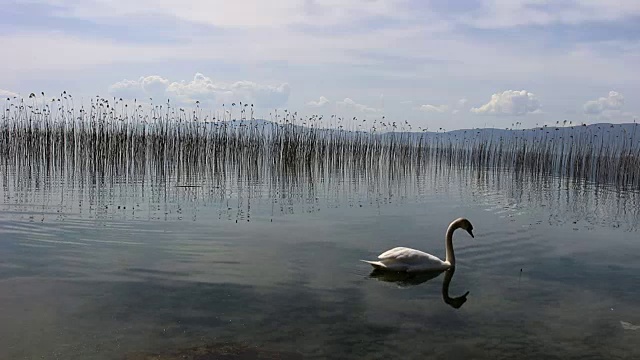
[
  {"x1": 583, "y1": 91, "x2": 624, "y2": 115},
  {"x1": 0, "y1": 89, "x2": 19, "y2": 98},
  {"x1": 307, "y1": 96, "x2": 330, "y2": 107},
  {"x1": 419, "y1": 104, "x2": 449, "y2": 113},
  {"x1": 107, "y1": 79, "x2": 143, "y2": 99},
  {"x1": 471, "y1": 90, "x2": 541, "y2": 116},
  {"x1": 337, "y1": 98, "x2": 380, "y2": 113},
  {"x1": 141, "y1": 75, "x2": 171, "y2": 99},
  {"x1": 108, "y1": 73, "x2": 290, "y2": 108}
]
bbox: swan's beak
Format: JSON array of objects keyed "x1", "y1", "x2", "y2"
[{"x1": 467, "y1": 229, "x2": 474, "y2": 238}]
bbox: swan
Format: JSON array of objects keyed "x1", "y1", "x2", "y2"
[{"x1": 361, "y1": 217, "x2": 474, "y2": 272}]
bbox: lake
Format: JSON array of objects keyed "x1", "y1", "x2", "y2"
[{"x1": 1, "y1": 160, "x2": 639, "y2": 359}]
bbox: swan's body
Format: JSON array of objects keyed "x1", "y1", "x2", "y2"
[
  {"x1": 361, "y1": 217, "x2": 474, "y2": 272},
  {"x1": 362, "y1": 247, "x2": 450, "y2": 272}
]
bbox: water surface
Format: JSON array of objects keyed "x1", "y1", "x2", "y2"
[{"x1": 1, "y1": 167, "x2": 639, "y2": 359}]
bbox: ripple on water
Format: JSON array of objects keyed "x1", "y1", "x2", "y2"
[{"x1": 1, "y1": 165, "x2": 640, "y2": 359}]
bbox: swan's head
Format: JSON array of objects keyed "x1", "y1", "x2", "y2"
[{"x1": 456, "y1": 218, "x2": 474, "y2": 238}]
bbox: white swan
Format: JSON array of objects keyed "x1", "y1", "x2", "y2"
[{"x1": 361, "y1": 217, "x2": 474, "y2": 272}]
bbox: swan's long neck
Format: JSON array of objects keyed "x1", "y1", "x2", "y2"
[{"x1": 445, "y1": 222, "x2": 459, "y2": 265}]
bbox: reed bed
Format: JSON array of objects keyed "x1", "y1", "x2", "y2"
[{"x1": 2, "y1": 94, "x2": 640, "y2": 191}]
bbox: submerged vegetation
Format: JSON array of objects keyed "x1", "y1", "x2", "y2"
[{"x1": 2, "y1": 94, "x2": 640, "y2": 191}]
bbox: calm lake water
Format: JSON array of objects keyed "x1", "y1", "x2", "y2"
[{"x1": 1, "y1": 166, "x2": 639, "y2": 359}]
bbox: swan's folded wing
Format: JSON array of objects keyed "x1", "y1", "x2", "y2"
[{"x1": 377, "y1": 247, "x2": 443, "y2": 264}]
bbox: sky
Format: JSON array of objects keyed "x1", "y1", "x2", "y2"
[{"x1": 1, "y1": 0, "x2": 639, "y2": 130}]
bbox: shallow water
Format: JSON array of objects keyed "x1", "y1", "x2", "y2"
[{"x1": 1, "y1": 168, "x2": 639, "y2": 359}]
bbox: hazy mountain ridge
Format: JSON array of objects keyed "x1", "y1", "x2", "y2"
[{"x1": 228, "y1": 119, "x2": 639, "y2": 149}]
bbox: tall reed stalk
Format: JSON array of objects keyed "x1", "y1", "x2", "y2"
[{"x1": 2, "y1": 95, "x2": 639, "y2": 190}]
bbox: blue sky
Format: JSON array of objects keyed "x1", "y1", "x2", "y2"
[{"x1": 1, "y1": 0, "x2": 639, "y2": 130}]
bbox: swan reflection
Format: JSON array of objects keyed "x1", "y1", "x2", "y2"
[{"x1": 368, "y1": 267, "x2": 469, "y2": 309}]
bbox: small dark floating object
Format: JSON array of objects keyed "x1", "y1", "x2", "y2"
[{"x1": 124, "y1": 342, "x2": 303, "y2": 360}]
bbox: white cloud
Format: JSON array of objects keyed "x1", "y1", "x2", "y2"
[
  {"x1": 107, "y1": 79, "x2": 143, "y2": 99},
  {"x1": 306, "y1": 96, "x2": 331, "y2": 107},
  {"x1": 456, "y1": 0, "x2": 640, "y2": 29},
  {"x1": 471, "y1": 90, "x2": 541, "y2": 116},
  {"x1": 581, "y1": 91, "x2": 632, "y2": 123},
  {"x1": 28, "y1": 0, "x2": 412, "y2": 29},
  {"x1": 337, "y1": 98, "x2": 380, "y2": 113},
  {"x1": 0, "y1": 89, "x2": 19, "y2": 98},
  {"x1": 419, "y1": 104, "x2": 449, "y2": 113},
  {"x1": 31, "y1": 0, "x2": 640, "y2": 32},
  {"x1": 141, "y1": 75, "x2": 171, "y2": 99},
  {"x1": 583, "y1": 91, "x2": 624, "y2": 115},
  {"x1": 109, "y1": 73, "x2": 290, "y2": 108}
]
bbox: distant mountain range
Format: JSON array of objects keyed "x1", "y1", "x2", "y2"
[
  {"x1": 208, "y1": 119, "x2": 640, "y2": 150},
  {"x1": 413, "y1": 122, "x2": 640, "y2": 150},
  {"x1": 426, "y1": 122, "x2": 639, "y2": 139}
]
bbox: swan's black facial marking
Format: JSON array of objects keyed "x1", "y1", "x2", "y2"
[
  {"x1": 455, "y1": 218, "x2": 474, "y2": 238},
  {"x1": 462, "y1": 220, "x2": 474, "y2": 238}
]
